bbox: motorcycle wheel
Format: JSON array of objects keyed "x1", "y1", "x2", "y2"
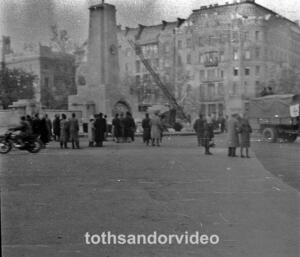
[
  {"x1": 27, "y1": 139, "x2": 42, "y2": 153},
  {"x1": 0, "y1": 139, "x2": 12, "y2": 154}
]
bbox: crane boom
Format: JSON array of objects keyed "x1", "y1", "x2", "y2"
[{"x1": 128, "y1": 40, "x2": 189, "y2": 122}]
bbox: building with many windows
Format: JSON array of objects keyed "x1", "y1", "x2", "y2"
[{"x1": 117, "y1": 0, "x2": 300, "y2": 118}]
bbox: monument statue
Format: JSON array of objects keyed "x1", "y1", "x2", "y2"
[{"x1": 69, "y1": 2, "x2": 131, "y2": 120}]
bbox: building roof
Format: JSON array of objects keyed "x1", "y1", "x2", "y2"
[{"x1": 191, "y1": 0, "x2": 299, "y2": 28}]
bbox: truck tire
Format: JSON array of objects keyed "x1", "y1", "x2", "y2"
[
  {"x1": 262, "y1": 127, "x2": 278, "y2": 143},
  {"x1": 284, "y1": 133, "x2": 298, "y2": 143}
]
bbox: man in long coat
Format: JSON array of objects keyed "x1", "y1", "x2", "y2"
[
  {"x1": 227, "y1": 113, "x2": 240, "y2": 157},
  {"x1": 112, "y1": 113, "x2": 122, "y2": 143},
  {"x1": 142, "y1": 113, "x2": 151, "y2": 145},
  {"x1": 94, "y1": 113, "x2": 106, "y2": 147},
  {"x1": 193, "y1": 113, "x2": 205, "y2": 146},
  {"x1": 69, "y1": 113, "x2": 80, "y2": 149}
]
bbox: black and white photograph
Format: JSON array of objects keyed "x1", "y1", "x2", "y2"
[{"x1": 0, "y1": 0, "x2": 299, "y2": 256}]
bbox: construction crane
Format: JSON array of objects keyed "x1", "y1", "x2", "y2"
[{"x1": 128, "y1": 40, "x2": 189, "y2": 122}]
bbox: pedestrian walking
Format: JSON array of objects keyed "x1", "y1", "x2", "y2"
[
  {"x1": 150, "y1": 111, "x2": 162, "y2": 146},
  {"x1": 142, "y1": 113, "x2": 151, "y2": 145},
  {"x1": 193, "y1": 113, "x2": 205, "y2": 147},
  {"x1": 238, "y1": 116, "x2": 252, "y2": 158},
  {"x1": 52, "y1": 114, "x2": 60, "y2": 141},
  {"x1": 227, "y1": 113, "x2": 240, "y2": 157},
  {"x1": 60, "y1": 113, "x2": 69, "y2": 149},
  {"x1": 69, "y1": 113, "x2": 80, "y2": 149},
  {"x1": 88, "y1": 115, "x2": 95, "y2": 147},
  {"x1": 112, "y1": 113, "x2": 122, "y2": 143},
  {"x1": 94, "y1": 113, "x2": 106, "y2": 147},
  {"x1": 203, "y1": 118, "x2": 214, "y2": 155}
]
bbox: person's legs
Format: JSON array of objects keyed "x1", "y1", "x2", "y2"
[
  {"x1": 228, "y1": 147, "x2": 232, "y2": 157},
  {"x1": 156, "y1": 138, "x2": 160, "y2": 146},
  {"x1": 232, "y1": 147, "x2": 237, "y2": 157},
  {"x1": 240, "y1": 147, "x2": 244, "y2": 157},
  {"x1": 152, "y1": 138, "x2": 155, "y2": 146},
  {"x1": 246, "y1": 147, "x2": 250, "y2": 158}
]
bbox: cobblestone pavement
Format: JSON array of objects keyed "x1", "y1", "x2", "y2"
[{"x1": 1, "y1": 135, "x2": 299, "y2": 257}]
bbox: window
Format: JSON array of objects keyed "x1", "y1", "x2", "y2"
[
  {"x1": 208, "y1": 104, "x2": 216, "y2": 116},
  {"x1": 207, "y1": 69, "x2": 216, "y2": 80},
  {"x1": 200, "y1": 84, "x2": 206, "y2": 98},
  {"x1": 219, "y1": 51, "x2": 225, "y2": 61},
  {"x1": 186, "y1": 38, "x2": 192, "y2": 48},
  {"x1": 220, "y1": 70, "x2": 224, "y2": 78},
  {"x1": 255, "y1": 47, "x2": 260, "y2": 58},
  {"x1": 232, "y1": 82, "x2": 238, "y2": 95},
  {"x1": 199, "y1": 53, "x2": 203, "y2": 64},
  {"x1": 233, "y1": 67, "x2": 239, "y2": 76},
  {"x1": 245, "y1": 68, "x2": 250, "y2": 76},
  {"x1": 245, "y1": 50, "x2": 251, "y2": 60},
  {"x1": 178, "y1": 40, "x2": 182, "y2": 49},
  {"x1": 135, "y1": 75, "x2": 140, "y2": 85},
  {"x1": 44, "y1": 77, "x2": 49, "y2": 88},
  {"x1": 199, "y1": 70, "x2": 205, "y2": 80},
  {"x1": 136, "y1": 60, "x2": 140, "y2": 73},
  {"x1": 232, "y1": 31, "x2": 239, "y2": 43},
  {"x1": 164, "y1": 43, "x2": 170, "y2": 53},
  {"x1": 208, "y1": 83, "x2": 215, "y2": 98},
  {"x1": 125, "y1": 63, "x2": 129, "y2": 73},
  {"x1": 233, "y1": 49, "x2": 239, "y2": 60},
  {"x1": 217, "y1": 83, "x2": 224, "y2": 95},
  {"x1": 208, "y1": 35, "x2": 214, "y2": 46},
  {"x1": 177, "y1": 55, "x2": 182, "y2": 66},
  {"x1": 255, "y1": 31, "x2": 260, "y2": 40},
  {"x1": 187, "y1": 53, "x2": 192, "y2": 64},
  {"x1": 198, "y1": 37, "x2": 204, "y2": 47},
  {"x1": 255, "y1": 65, "x2": 260, "y2": 75}
]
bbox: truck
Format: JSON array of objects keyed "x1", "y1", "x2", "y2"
[{"x1": 248, "y1": 94, "x2": 300, "y2": 143}]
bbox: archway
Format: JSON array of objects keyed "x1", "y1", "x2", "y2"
[{"x1": 112, "y1": 100, "x2": 131, "y2": 116}]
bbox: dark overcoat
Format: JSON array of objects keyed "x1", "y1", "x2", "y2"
[{"x1": 94, "y1": 117, "x2": 106, "y2": 142}]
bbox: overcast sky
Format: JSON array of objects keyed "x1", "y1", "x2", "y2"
[{"x1": 1, "y1": 0, "x2": 300, "y2": 51}]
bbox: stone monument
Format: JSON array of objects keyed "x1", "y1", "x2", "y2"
[{"x1": 69, "y1": 2, "x2": 130, "y2": 120}]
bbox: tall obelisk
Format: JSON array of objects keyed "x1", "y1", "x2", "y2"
[
  {"x1": 69, "y1": 1, "x2": 123, "y2": 117},
  {"x1": 87, "y1": 2, "x2": 120, "y2": 113}
]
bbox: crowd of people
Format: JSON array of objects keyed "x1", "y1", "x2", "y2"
[
  {"x1": 193, "y1": 113, "x2": 252, "y2": 157},
  {"x1": 11, "y1": 110, "x2": 252, "y2": 157}
]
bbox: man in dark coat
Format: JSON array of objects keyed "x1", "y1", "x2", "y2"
[
  {"x1": 123, "y1": 112, "x2": 135, "y2": 143},
  {"x1": 52, "y1": 114, "x2": 60, "y2": 141},
  {"x1": 94, "y1": 113, "x2": 106, "y2": 147},
  {"x1": 112, "y1": 113, "x2": 122, "y2": 143},
  {"x1": 193, "y1": 113, "x2": 205, "y2": 146},
  {"x1": 40, "y1": 115, "x2": 50, "y2": 147},
  {"x1": 32, "y1": 113, "x2": 41, "y2": 136},
  {"x1": 142, "y1": 113, "x2": 151, "y2": 145},
  {"x1": 203, "y1": 119, "x2": 214, "y2": 155}
]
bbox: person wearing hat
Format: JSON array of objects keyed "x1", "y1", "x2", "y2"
[{"x1": 88, "y1": 115, "x2": 95, "y2": 147}]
